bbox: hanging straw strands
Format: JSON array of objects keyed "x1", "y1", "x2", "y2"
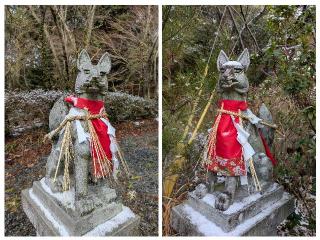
[
  {"x1": 114, "y1": 140, "x2": 131, "y2": 176},
  {"x1": 203, "y1": 103, "x2": 224, "y2": 166},
  {"x1": 53, "y1": 121, "x2": 73, "y2": 191},
  {"x1": 249, "y1": 158, "x2": 262, "y2": 191},
  {"x1": 85, "y1": 115, "x2": 113, "y2": 181},
  {"x1": 46, "y1": 109, "x2": 131, "y2": 190}
]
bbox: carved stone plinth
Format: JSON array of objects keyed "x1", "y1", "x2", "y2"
[
  {"x1": 171, "y1": 183, "x2": 294, "y2": 236},
  {"x1": 21, "y1": 179, "x2": 140, "y2": 236}
]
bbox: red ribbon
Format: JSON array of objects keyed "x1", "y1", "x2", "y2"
[{"x1": 259, "y1": 130, "x2": 277, "y2": 166}]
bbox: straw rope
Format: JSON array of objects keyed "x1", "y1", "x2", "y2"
[
  {"x1": 237, "y1": 109, "x2": 261, "y2": 192},
  {"x1": 53, "y1": 121, "x2": 73, "y2": 191},
  {"x1": 217, "y1": 108, "x2": 284, "y2": 137},
  {"x1": 203, "y1": 103, "x2": 224, "y2": 167},
  {"x1": 46, "y1": 109, "x2": 131, "y2": 191},
  {"x1": 43, "y1": 112, "x2": 108, "y2": 142}
]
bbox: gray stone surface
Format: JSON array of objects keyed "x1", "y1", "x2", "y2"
[
  {"x1": 203, "y1": 49, "x2": 275, "y2": 211},
  {"x1": 171, "y1": 188, "x2": 294, "y2": 236},
  {"x1": 187, "y1": 183, "x2": 284, "y2": 232},
  {"x1": 21, "y1": 180, "x2": 140, "y2": 236},
  {"x1": 21, "y1": 49, "x2": 141, "y2": 236},
  {"x1": 45, "y1": 50, "x2": 110, "y2": 214}
]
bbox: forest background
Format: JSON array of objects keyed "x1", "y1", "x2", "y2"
[
  {"x1": 5, "y1": 5, "x2": 159, "y2": 236},
  {"x1": 5, "y1": 5, "x2": 158, "y2": 98},
  {"x1": 162, "y1": 5, "x2": 316, "y2": 236}
]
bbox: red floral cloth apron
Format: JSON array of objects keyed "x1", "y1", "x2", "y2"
[{"x1": 206, "y1": 99, "x2": 276, "y2": 176}]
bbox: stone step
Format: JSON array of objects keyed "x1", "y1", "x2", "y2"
[
  {"x1": 171, "y1": 191, "x2": 294, "y2": 236},
  {"x1": 26, "y1": 180, "x2": 123, "y2": 235},
  {"x1": 22, "y1": 189, "x2": 62, "y2": 235},
  {"x1": 22, "y1": 186, "x2": 140, "y2": 236},
  {"x1": 187, "y1": 183, "x2": 284, "y2": 232}
]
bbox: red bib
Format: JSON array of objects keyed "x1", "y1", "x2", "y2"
[
  {"x1": 207, "y1": 99, "x2": 276, "y2": 176},
  {"x1": 65, "y1": 96, "x2": 112, "y2": 178}
]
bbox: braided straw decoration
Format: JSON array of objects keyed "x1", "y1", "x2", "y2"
[
  {"x1": 202, "y1": 103, "x2": 224, "y2": 167},
  {"x1": 217, "y1": 108, "x2": 285, "y2": 137},
  {"x1": 47, "y1": 109, "x2": 132, "y2": 189},
  {"x1": 53, "y1": 121, "x2": 73, "y2": 191},
  {"x1": 85, "y1": 112, "x2": 114, "y2": 181},
  {"x1": 43, "y1": 113, "x2": 108, "y2": 142},
  {"x1": 217, "y1": 108, "x2": 278, "y2": 128}
]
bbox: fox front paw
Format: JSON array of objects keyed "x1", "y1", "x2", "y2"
[
  {"x1": 215, "y1": 192, "x2": 232, "y2": 211},
  {"x1": 46, "y1": 176, "x2": 64, "y2": 193},
  {"x1": 76, "y1": 197, "x2": 95, "y2": 216}
]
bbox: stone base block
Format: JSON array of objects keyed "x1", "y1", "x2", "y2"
[
  {"x1": 21, "y1": 179, "x2": 140, "y2": 236},
  {"x1": 171, "y1": 183, "x2": 294, "y2": 236}
]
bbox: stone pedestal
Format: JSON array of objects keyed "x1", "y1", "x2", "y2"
[
  {"x1": 21, "y1": 178, "x2": 140, "y2": 236},
  {"x1": 171, "y1": 183, "x2": 294, "y2": 236}
]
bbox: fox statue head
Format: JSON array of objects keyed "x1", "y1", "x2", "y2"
[
  {"x1": 216, "y1": 48, "x2": 250, "y2": 99},
  {"x1": 75, "y1": 49, "x2": 111, "y2": 96}
]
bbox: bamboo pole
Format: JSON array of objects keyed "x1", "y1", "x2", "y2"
[
  {"x1": 163, "y1": 6, "x2": 228, "y2": 198},
  {"x1": 180, "y1": 65, "x2": 208, "y2": 141},
  {"x1": 188, "y1": 91, "x2": 215, "y2": 145}
]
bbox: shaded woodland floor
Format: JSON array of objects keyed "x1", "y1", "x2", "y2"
[{"x1": 5, "y1": 119, "x2": 158, "y2": 236}]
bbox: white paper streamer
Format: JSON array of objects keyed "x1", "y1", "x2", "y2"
[
  {"x1": 231, "y1": 116, "x2": 256, "y2": 185},
  {"x1": 67, "y1": 108, "x2": 89, "y2": 143},
  {"x1": 101, "y1": 118, "x2": 116, "y2": 137}
]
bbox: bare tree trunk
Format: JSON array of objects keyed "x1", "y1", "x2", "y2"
[
  {"x1": 143, "y1": 6, "x2": 152, "y2": 99},
  {"x1": 154, "y1": 51, "x2": 158, "y2": 96},
  {"x1": 28, "y1": 6, "x2": 64, "y2": 79},
  {"x1": 52, "y1": 5, "x2": 77, "y2": 53},
  {"x1": 227, "y1": 6, "x2": 245, "y2": 50},
  {"x1": 50, "y1": 6, "x2": 70, "y2": 83},
  {"x1": 85, "y1": 5, "x2": 96, "y2": 49}
]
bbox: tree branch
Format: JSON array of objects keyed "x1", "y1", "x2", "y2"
[{"x1": 227, "y1": 6, "x2": 245, "y2": 50}]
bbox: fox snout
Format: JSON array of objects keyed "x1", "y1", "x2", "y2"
[
  {"x1": 82, "y1": 76, "x2": 104, "y2": 87},
  {"x1": 221, "y1": 69, "x2": 239, "y2": 86},
  {"x1": 222, "y1": 69, "x2": 235, "y2": 81}
]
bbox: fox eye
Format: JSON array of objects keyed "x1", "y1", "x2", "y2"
[
  {"x1": 220, "y1": 68, "x2": 226, "y2": 73},
  {"x1": 100, "y1": 71, "x2": 106, "y2": 76},
  {"x1": 84, "y1": 69, "x2": 90, "y2": 74},
  {"x1": 234, "y1": 68, "x2": 243, "y2": 73}
]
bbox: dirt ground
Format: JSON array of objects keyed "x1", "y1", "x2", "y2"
[{"x1": 5, "y1": 118, "x2": 158, "y2": 236}]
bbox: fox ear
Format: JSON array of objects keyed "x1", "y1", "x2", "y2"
[
  {"x1": 77, "y1": 49, "x2": 92, "y2": 70},
  {"x1": 98, "y1": 52, "x2": 111, "y2": 74},
  {"x1": 237, "y1": 48, "x2": 250, "y2": 70},
  {"x1": 217, "y1": 50, "x2": 229, "y2": 70}
]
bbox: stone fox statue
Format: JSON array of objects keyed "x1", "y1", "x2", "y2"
[
  {"x1": 197, "y1": 49, "x2": 277, "y2": 211},
  {"x1": 45, "y1": 49, "x2": 122, "y2": 215}
]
